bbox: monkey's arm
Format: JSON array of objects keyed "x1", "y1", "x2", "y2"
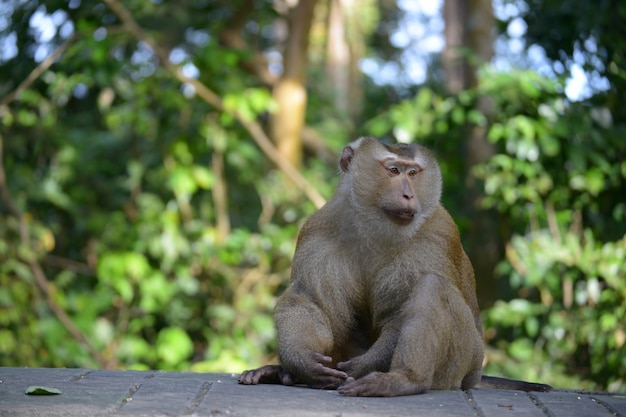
[{"x1": 275, "y1": 291, "x2": 350, "y2": 388}]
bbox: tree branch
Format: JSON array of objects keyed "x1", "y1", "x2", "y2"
[
  {"x1": 0, "y1": 34, "x2": 78, "y2": 107},
  {"x1": 218, "y1": 0, "x2": 277, "y2": 85},
  {"x1": 102, "y1": 0, "x2": 326, "y2": 208},
  {"x1": 212, "y1": 150, "x2": 231, "y2": 244},
  {"x1": 43, "y1": 254, "x2": 95, "y2": 276},
  {"x1": 269, "y1": 0, "x2": 318, "y2": 168},
  {"x1": 0, "y1": 134, "x2": 111, "y2": 368}
]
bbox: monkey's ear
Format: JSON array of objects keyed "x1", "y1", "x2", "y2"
[{"x1": 340, "y1": 146, "x2": 355, "y2": 173}]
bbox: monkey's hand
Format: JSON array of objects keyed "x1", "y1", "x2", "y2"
[
  {"x1": 299, "y1": 351, "x2": 349, "y2": 389},
  {"x1": 336, "y1": 357, "x2": 372, "y2": 379},
  {"x1": 238, "y1": 365, "x2": 296, "y2": 385}
]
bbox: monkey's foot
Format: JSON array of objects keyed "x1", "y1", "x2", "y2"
[
  {"x1": 338, "y1": 372, "x2": 427, "y2": 397},
  {"x1": 238, "y1": 365, "x2": 295, "y2": 385}
]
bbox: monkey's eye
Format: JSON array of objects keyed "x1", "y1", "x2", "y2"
[
  {"x1": 406, "y1": 165, "x2": 424, "y2": 177},
  {"x1": 387, "y1": 166, "x2": 400, "y2": 176}
]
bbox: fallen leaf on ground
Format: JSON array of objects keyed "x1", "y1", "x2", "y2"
[{"x1": 24, "y1": 386, "x2": 63, "y2": 395}]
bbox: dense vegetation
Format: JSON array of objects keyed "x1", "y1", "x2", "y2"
[{"x1": 0, "y1": 0, "x2": 624, "y2": 391}]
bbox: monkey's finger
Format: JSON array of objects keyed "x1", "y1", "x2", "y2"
[
  {"x1": 336, "y1": 360, "x2": 353, "y2": 371},
  {"x1": 238, "y1": 370, "x2": 260, "y2": 385},
  {"x1": 313, "y1": 362, "x2": 348, "y2": 379},
  {"x1": 310, "y1": 352, "x2": 333, "y2": 364},
  {"x1": 309, "y1": 375, "x2": 351, "y2": 390}
]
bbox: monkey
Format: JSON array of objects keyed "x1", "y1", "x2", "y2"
[{"x1": 239, "y1": 136, "x2": 551, "y2": 396}]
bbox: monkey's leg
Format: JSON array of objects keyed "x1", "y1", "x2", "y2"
[
  {"x1": 274, "y1": 292, "x2": 350, "y2": 389},
  {"x1": 339, "y1": 274, "x2": 483, "y2": 397}
]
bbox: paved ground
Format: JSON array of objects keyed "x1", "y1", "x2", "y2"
[{"x1": 0, "y1": 367, "x2": 624, "y2": 417}]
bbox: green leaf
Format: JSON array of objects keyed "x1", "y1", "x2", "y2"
[
  {"x1": 538, "y1": 134, "x2": 560, "y2": 156},
  {"x1": 414, "y1": 87, "x2": 432, "y2": 110},
  {"x1": 365, "y1": 116, "x2": 392, "y2": 137},
  {"x1": 512, "y1": 115, "x2": 535, "y2": 142},
  {"x1": 487, "y1": 123, "x2": 505, "y2": 143},
  {"x1": 169, "y1": 167, "x2": 197, "y2": 196},
  {"x1": 467, "y1": 109, "x2": 486, "y2": 126},
  {"x1": 247, "y1": 88, "x2": 272, "y2": 113},
  {"x1": 451, "y1": 107, "x2": 465, "y2": 125},
  {"x1": 25, "y1": 386, "x2": 62, "y2": 395},
  {"x1": 192, "y1": 166, "x2": 214, "y2": 189},
  {"x1": 584, "y1": 168, "x2": 605, "y2": 195},
  {"x1": 156, "y1": 327, "x2": 193, "y2": 366},
  {"x1": 520, "y1": 75, "x2": 541, "y2": 98},
  {"x1": 508, "y1": 339, "x2": 534, "y2": 361},
  {"x1": 1, "y1": 110, "x2": 14, "y2": 126}
]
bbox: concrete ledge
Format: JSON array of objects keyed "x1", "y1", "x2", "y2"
[{"x1": 0, "y1": 367, "x2": 624, "y2": 416}]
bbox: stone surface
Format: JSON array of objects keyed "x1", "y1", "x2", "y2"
[{"x1": 0, "y1": 367, "x2": 625, "y2": 416}]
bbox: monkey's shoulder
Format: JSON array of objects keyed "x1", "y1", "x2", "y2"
[
  {"x1": 426, "y1": 205, "x2": 459, "y2": 231},
  {"x1": 297, "y1": 203, "x2": 354, "y2": 240},
  {"x1": 401, "y1": 205, "x2": 458, "y2": 243}
]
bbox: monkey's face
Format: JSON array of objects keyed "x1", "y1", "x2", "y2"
[
  {"x1": 377, "y1": 158, "x2": 422, "y2": 226},
  {"x1": 340, "y1": 137, "x2": 442, "y2": 238},
  {"x1": 368, "y1": 142, "x2": 441, "y2": 227}
]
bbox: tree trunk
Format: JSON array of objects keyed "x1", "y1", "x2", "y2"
[
  {"x1": 324, "y1": 0, "x2": 366, "y2": 131},
  {"x1": 443, "y1": 0, "x2": 469, "y2": 93},
  {"x1": 345, "y1": 0, "x2": 366, "y2": 126},
  {"x1": 443, "y1": 0, "x2": 500, "y2": 309},
  {"x1": 326, "y1": 0, "x2": 350, "y2": 115},
  {"x1": 270, "y1": 0, "x2": 318, "y2": 169}
]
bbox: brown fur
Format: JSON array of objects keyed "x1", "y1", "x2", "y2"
[{"x1": 239, "y1": 137, "x2": 550, "y2": 396}]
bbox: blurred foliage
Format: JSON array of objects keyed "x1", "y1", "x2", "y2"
[
  {"x1": 483, "y1": 1, "x2": 626, "y2": 390},
  {"x1": 0, "y1": 0, "x2": 624, "y2": 392},
  {"x1": 0, "y1": 0, "x2": 312, "y2": 373},
  {"x1": 474, "y1": 68, "x2": 626, "y2": 391}
]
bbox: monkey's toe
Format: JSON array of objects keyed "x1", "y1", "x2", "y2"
[
  {"x1": 238, "y1": 364, "x2": 284, "y2": 385},
  {"x1": 238, "y1": 370, "x2": 260, "y2": 385},
  {"x1": 338, "y1": 372, "x2": 428, "y2": 397},
  {"x1": 279, "y1": 370, "x2": 296, "y2": 385},
  {"x1": 337, "y1": 379, "x2": 376, "y2": 397}
]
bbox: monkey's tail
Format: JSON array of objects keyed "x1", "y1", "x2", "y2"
[{"x1": 477, "y1": 375, "x2": 552, "y2": 392}]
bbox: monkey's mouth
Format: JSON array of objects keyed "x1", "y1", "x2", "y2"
[{"x1": 384, "y1": 209, "x2": 415, "y2": 225}]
